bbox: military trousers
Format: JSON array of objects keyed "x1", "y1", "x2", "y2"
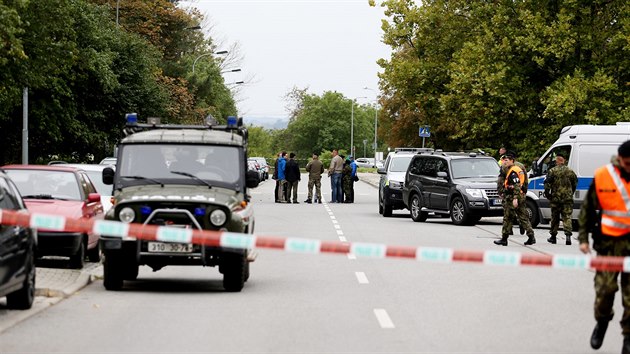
[
  {"x1": 593, "y1": 239, "x2": 630, "y2": 334},
  {"x1": 501, "y1": 197, "x2": 534, "y2": 238},
  {"x1": 307, "y1": 177, "x2": 322, "y2": 201},
  {"x1": 549, "y1": 201, "x2": 573, "y2": 236}
]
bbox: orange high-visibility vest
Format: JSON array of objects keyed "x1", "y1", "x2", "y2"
[
  {"x1": 504, "y1": 165, "x2": 525, "y2": 189},
  {"x1": 595, "y1": 164, "x2": 630, "y2": 237}
]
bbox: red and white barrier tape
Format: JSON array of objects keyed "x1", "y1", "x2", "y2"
[{"x1": 1, "y1": 209, "x2": 626, "y2": 272}]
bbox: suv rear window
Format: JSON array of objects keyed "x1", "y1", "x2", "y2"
[{"x1": 450, "y1": 159, "x2": 499, "y2": 179}]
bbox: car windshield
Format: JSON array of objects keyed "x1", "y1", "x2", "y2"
[
  {"x1": 450, "y1": 159, "x2": 499, "y2": 179},
  {"x1": 389, "y1": 156, "x2": 413, "y2": 172},
  {"x1": 6, "y1": 169, "x2": 82, "y2": 200},
  {"x1": 117, "y1": 144, "x2": 242, "y2": 187}
]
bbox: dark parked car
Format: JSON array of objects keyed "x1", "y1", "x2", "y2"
[
  {"x1": 0, "y1": 170, "x2": 37, "y2": 309},
  {"x1": 402, "y1": 152, "x2": 502, "y2": 225},
  {"x1": 3, "y1": 165, "x2": 104, "y2": 269}
]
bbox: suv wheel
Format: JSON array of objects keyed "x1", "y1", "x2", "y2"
[
  {"x1": 222, "y1": 252, "x2": 246, "y2": 292},
  {"x1": 410, "y1": 194, "x2": 428, "y2": 222},
  {"x1": 383, "y1": 201, "x2": 392, "y2": 217},
  {"x1": 6, "y1": 246, "x2": 35, "y2": 309},
  {"x1": 103, "y1": 250, "x2": 124, "y2": 291},
  {"x1": 450, "y1": 196, "x2": 471, "y2": 225},
  {"x1": 526, "y1": 199, "x2": 540, "y2": 228}
]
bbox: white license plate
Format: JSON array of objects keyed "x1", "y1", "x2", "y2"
[
  {"x1": 147, "y1": 242, "x2": 193, "y2": 253},
  {"x1": 491, "y1": 199, "x2": 502, "y2": 206}
]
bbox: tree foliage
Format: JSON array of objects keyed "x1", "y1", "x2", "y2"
[
  {"x1": 0, "y1": 0, "x2": 238, "y2": 164},
  {"x1": 377, "y1": 0, "x2": 629, "y2": 162}
]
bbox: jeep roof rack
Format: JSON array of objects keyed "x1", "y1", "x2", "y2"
[{"x1": 122, "y1": 113, "x2": 247, "y2": 139}]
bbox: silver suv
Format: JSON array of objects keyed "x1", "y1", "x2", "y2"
[{"x1": 377, "y1": 148, "x2": 433, "y2": 217}]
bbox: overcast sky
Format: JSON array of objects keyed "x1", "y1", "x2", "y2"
[{"x1": 179, "y1": 0, "x2": 391, "y2": 122}]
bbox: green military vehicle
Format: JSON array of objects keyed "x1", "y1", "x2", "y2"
[{"x1": 100, "y1": 114, "x2": 260, "y2": 292}]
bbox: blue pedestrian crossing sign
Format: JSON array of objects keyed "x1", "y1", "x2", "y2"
[{"x1": 419, "y1": 126, "x2": 431, "y2": 138}]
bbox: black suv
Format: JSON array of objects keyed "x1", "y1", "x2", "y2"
[{"x1": 402, "y1": 152, "x2": 502, "y2": 225}]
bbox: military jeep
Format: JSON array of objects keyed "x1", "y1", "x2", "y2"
[{"x1": 100, "y1": 114, "x2": 260, "y2": 292}]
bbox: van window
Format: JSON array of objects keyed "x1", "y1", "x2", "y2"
[
  {"x1": 577, "y1": 144, "x2": 618, "y2": 176},
  {"x1": 539, "y1": 145, "x2": 572, "y2": 175}
]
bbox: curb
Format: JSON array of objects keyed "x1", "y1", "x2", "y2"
[{"x1": 35, "y1": 272, "x2": 93, "y2": 298}]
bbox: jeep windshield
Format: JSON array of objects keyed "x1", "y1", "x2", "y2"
[
  {"x1": 116, "y1": 144, "x2": 242, "y2": 189},
  {"x1": 450, "y1": 158, "x2": 499, "y2": 179}
]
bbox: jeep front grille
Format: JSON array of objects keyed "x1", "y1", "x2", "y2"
[{"x1": 484, "y1": 189, "x2": 499, "y2": 198}]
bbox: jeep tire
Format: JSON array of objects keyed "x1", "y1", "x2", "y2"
[
  {"x1": 222, "y1": 252, "x2": 246, "y2": 292},
  {"x1": 103, "y1": 250, "x2": 124, "y2": 291},
  {"x1": 6, "y1": 247, "x2": 35, "y2": 309}
]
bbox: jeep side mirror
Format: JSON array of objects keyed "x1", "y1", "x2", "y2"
[
  {"x1": 377, "y1": 167, "x2": 386, "y2": 174},
  {"x1": 102, "y1": 167, "x2": 115, "y2": 185},
  {"x1": 246, "y1": 170, "x2": 260, "y2": 188},
  {"x1": 531, "y1": 160, "x2": 540, "y2": 177},
  {"x1": 437, "y1": 171, "x2": 448, "y2": 179}
]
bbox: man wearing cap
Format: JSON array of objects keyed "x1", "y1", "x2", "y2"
[
  {"x1": 544, "y1": 152, "x2": 577, "y2": 245},
  {"x1": 579, "y1": 140, "x2": 630, "y2": 354},
  {"x1": 494, "y1": 153, "x2": 536, "y2": 246},
  {"x1": 305, "y1": 153, "x2": 324, "y2": 203},
  {"x1": 328, "y1": 149, "x2": 344, "y2": 203},
  {"x1": 497, "y1": 150, "x2": 529, "y2": 235}
]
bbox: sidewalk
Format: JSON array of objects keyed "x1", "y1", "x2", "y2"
[
  {"x1": 358, "y1": 172, "x2": 380, "y2": 188},
  {"x1": 35, "y1": 259, "x2": 103, "y2": 298}
]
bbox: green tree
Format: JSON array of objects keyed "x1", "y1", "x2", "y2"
[{"x1": 377, "y1": 0, "x2": 629, "y2": 161}]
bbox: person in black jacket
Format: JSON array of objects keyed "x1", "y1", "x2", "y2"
[{"x1": 285, "y1": 152, "x2": 301, "y2": 204}]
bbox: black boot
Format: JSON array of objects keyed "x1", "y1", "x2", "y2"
[
  {"x1": 623, "y1": 335, "x2": 630, "y2": 354},
  {"x1": 547, "y1": 235, "x2": 557, "y2": 244},
  {"x1": 493, "y1": 236, "x2": 508, "y2": 246},
  {"x1": 524, "y1": 236, "x2": 536, "y2": 245},
  {"x1": 519, "y1": 223, "x2": 525, "y2": 235},
  {"x1": 565, "y1": 233, "x2": 572, "y2": 245},
  {"x1": 591, "y1": 321, "x2": 609, "y2": 349}
]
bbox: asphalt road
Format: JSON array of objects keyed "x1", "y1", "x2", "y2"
[{"x1": 0, "y1": 175, "x2": 625, "y2": 353}]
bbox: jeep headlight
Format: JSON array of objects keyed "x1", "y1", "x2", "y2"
[
  {"x1": 119, "y1": 207, "x2": 136, "y2": 223},
  {"x1": 465, "y1": 189, "x2": 483, "y2": 198},
  {"x1": 209, "y1": 209, "x2": 227, "y2": 226},
  {"x1": 389, "y1": 181, "x2": 404, "y2": 190}
]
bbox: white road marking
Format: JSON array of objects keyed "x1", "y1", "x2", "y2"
[
  {"x1": 330, "y1": 215, "x2": 336, "y2": 220},
  {"x1": 336, "y1": 230, "x2": 344, "y2": 235},
  {"x1": 374, "y1": 309, "x2": 395, "y2": 329},
  {"x1": 339, "y1": 236, "x2": 347, "y2": 242},
  {"x1": 347, "y1": 253, "x2": 356, "y2": 260},
  {"x1": 334, "y1": 224, "x2": 341, "y2": 229},
  {"x1": 355, "y1": 272, "x2": 369, "y2": 284},
  {"x1": 332, "y1": 220, "x2": 338, "y2": 224}
]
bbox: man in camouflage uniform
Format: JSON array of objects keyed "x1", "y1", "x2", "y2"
[
  {"x1": 544, "y1": 153, "x2": 577, "y2": 245},
  {"x1": 342, "y1": 158, "x2": 353, "y2": 203},
  {"x1": 494, "y1": 153, "x2": 535, "y2": 246},
  {"x1": 304, "y1": 153, "x2": 324, "y2": 204},
  {"x1": 579, "y1": 141, "x2": 630, "y2": 354},
  {"x1": 497, "y1": 150, "x2": 529, "y2": 235}
]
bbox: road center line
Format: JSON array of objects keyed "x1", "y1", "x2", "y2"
[
  {"x1": 339, "y1": 236, "x2": 347, "y2": 242},
  {"x1": 374, "y1": 309, "x2": 395, "y2": 329},
  {"x1": 347, "y1": 253, "x2": 356, "y2": 260},
  {"x1": 355, "y1": 272, "x2": 369, "y2": 284},
  {"x1": 336, "y1": 230, "x2": 344, "y2": 235}
]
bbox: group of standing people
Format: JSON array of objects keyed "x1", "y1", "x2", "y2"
[
  {"x1": 272, "y1": 149, "x2": 358, "y2": 204},
  {"x1": 327, "y1": 149, "x2": 358, "y2": 203},
  {"x1": 272, "y1": 151, "x2": 301, "y2": 203}
]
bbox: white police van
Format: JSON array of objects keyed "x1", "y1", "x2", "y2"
[{"x1": 526, "y1": 123, "x2": 630, "y2": 227}]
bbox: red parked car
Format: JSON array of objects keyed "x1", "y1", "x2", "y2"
[{"x1": 3, "y1": 165, "x2": 104, "y2": 269}]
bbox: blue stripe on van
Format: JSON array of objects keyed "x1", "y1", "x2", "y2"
[{"x1": 528, "y1": 176, "x2": 593, "y2": 191}]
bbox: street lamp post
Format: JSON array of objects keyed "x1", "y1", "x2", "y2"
[
  {"x1": 351, "y1": 96, "x2": 367, "y2": 157},
  {"x1": 192, "y1": 51, "x2": 228, "y2": 74},
  {"x1": 363, "y1": 87, "x2": 379, "y2": 166}
]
